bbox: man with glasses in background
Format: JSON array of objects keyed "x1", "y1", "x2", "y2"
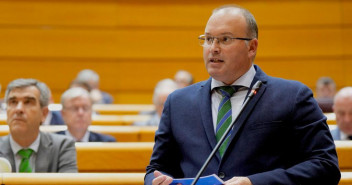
[
  {"x1": 56, "y1": 87, "x2": 115, "y2": 142},
  {"x1": 145, "y1": 4, "x2": 340, "y2": 185}
]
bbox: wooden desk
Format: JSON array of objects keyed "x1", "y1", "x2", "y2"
[
  {"x1": 48, "y1": 104, "x2": 155, "y2": 115},
  {"x1": 325, "y1": 112, "x2": 336, "y2": 125},
  {"x1": 0, "y1": 173, "x2": 145, "y2": 185},
  {"x1": 0, "y1": 172, "x2": 352, "y2": 185},
  {"x1": 341, "y1": 172, "x2": 352, "y2": 185},
  {"x1": 0, "y1": 114, "x2": 151, "y2": 126},
  {"x1": 336, "y1": 141, "x2": 352, "y2": 171},
  {"x1": 0, "y1": 125, "x2": 157, "y2": 142},
  {"x1": 92, "y1": 104, "x2": 155, "y2": 115},
  {"x1": 75, "y1": 142, "x2": 154, "y2": 172}
]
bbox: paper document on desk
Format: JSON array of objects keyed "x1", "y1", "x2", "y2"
[{"x1": 170, "y1": 174, "x2": 224, "y2": 185}]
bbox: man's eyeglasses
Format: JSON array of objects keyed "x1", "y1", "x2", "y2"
[
  {"x1": 198, "y1": 35, "x2": 252, "y2": 47},
  {"x1": 63, "y1": 106, "x2": 91, "y2": 113}
]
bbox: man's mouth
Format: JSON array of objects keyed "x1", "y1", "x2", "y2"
[{"x1": 210, "y1": 58, "x2": 224, "y2": 63}]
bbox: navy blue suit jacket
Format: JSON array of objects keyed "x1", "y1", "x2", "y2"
[
  {"x1": 49, "y1": 111, "x2": 65, "y2": 125},
  {"x1": 56, "y1": 131, "x2": 116, "y2": 142},
  {"x1": 145, "y1": 65, "x2": 340, "y2": 185}
]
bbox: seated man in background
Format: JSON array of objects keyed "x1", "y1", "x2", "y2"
[
  {"x1": 42, "y1": 87, "x2": 65, "y2": 125},
  {"x1": 331, "y1": 87, "x2": 352, "y2": 140},
  {"x1": 0, "y1": 78, "x2": 78, "y2": 172},
  {"x1": 75, "y1": 69, "x2": 113, "y2": 104},
  {"x1": 57, "y1": 87, "x2": 115, "y2": 142},
  {"x1": 315, "y1": 76, "x2": 336, "y2": 112},
  {"x1": 134, "y1": 79, "x2": 178, "y2": 126},
  {"x1": 174, "y1": 70, "x2": 194, "y2": 88}
]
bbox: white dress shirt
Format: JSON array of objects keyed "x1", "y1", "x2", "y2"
[
  {"x1": 10, "y1": 133, "x2": 40, "y2": 172},
  {"x1": 211, "y1": 65, "x2": 256, "y2": 132}
]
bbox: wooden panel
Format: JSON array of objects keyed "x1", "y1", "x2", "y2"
[
  {"x1": 0, "y1": 125, "x2": 157, "y2": 142},
  {"x1": 2, "y1": 173, "x2": 145, "y2": 185},
  {"x1": 0, "y1": 1, "x2": 343, "y2": 27},
  {"x1": 0, "y1": 0, "x2": 350, "y2": 105},
  {"x1": 342, "y1": 28, "x2": 352, "y2": 55},
  {"x1": 2, "y1": 57, "x2": 352, "y2": 103},
  {"x1": 0, "y1": 29, "x2": 201, "y2": 59},
  {"x1": 75, "y1": 142, "x2": 153, "y2": 172},
  {"x1": 0, "y1": 28, "x2": 344, "y2": 59},
  {"x1": 342, "y1": 1, "x2": 352, "y2": 25}
]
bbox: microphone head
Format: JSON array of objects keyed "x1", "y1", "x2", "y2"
[{"x1": 0, "y1": 157, "x2": 12, "y2": 172}]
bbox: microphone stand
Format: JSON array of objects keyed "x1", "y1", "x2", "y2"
[{"x1": 190, "y1": 81, "x2": 262, "y2": 185}]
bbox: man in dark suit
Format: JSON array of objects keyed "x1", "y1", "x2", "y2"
[
  {"x1": 145, "y1": 5, "x2": 340, "y2": 185},
  {"x1": 0, "y1": 78, "x2": 77, "y2": 172},
  {"x1": 57, "y1": 87, "x2": 115, "y2": 142}
]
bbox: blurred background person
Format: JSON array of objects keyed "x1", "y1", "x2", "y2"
[
  {"x1": 174, "y1": 70, "x2": 194, "y2": 88},
  {"x1": 134, "y1": 79, "x2": 178, "y2": 126},
  {"x1": 57, "y1": 87, "x2": 115, "y2": 142},
  {"x1": 0, "y1": 78, "x2": 77, "y2": 172},
  {"x1": 42, "y1": 87, "x2": 64, "y2": 125},
  {"x1": 315, "y1": 76, "x2": 336, "y2": 113},
  {"x1": 331, "y1": 87, "x2": 352, "y2": 140},
  {"x1": 0, "y1": 84, "x2": 5, "y2": 114},
  {"x1": 75, "y1": 69, "x2": 113, "y2": 104},
  {"x1": 69, "y1": 80, "x2": 92, "y2": 92}
]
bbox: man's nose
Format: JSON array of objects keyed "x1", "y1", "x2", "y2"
[
  {"x1": 15, "y1": 102, "x2": 24, "y2": 112},
  {"x1": 209, "y1": 39, "x2": 221, "y2": 53}
]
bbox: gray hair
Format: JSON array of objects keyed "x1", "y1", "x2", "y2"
[
  {"x1": 76, "y1": 69, "x2": 100, "y2": 84},
  {"x1": 334, "y1": 87, "x2": 352, "y2": 102},
  {"x1": 212, "y1": 5, "x2": 258, "y2": 39},
  {"x1": 152, "y1": 79, "x2": 178, "y2": 105},
  {"x1": 174, "y1": 70, "x2": 194, "y2": 85},
  {"x1": 4, "y1": 78, "x2": 50, "y2": 108},
  {"x1": 61, "y1": 87, "x2": 92, "y2": 107}
]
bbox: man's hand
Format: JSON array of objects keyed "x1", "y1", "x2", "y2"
[
  {"x1": 224, "y1": 177, "x2": 252, "y2": 185},
  {"x1": 152, "y1": 170, "x2": 173, "y2": 185}
]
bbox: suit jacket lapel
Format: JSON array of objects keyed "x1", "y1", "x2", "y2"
[
  {"x1": 0, "y1": 136, "x2": 16, "y2": 172},
  {"x1": 223, "y1": 65, "x2": 268, "y2": 158},
  {"x1": 36, "y1": 132, "x2": 52, "y2": 172},
  {"x1": 198, "y1": 78, "x2": 221, "y2": 161}
]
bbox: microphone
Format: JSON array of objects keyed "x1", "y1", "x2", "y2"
[
  {"x1": 190, "y1": 80, "x2": 263, "y2": 185},
  {"x1": 0, "y1": 157, "x2": 12, "y2": 172}
]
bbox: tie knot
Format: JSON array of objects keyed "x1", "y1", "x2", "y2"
[
  {"x1": 217, "y1": 86, "x2": 241, "y2": 98},
  {"x1": 18, "y1": 149, "x2": 33, "y2": 159}
]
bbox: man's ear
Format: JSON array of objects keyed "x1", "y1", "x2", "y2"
[
  {"x1": 41, "y1": 106, "x2": 49, "y2": 123},
  {"x1": 248, "y1": 38, "x2": 258, "y2": 58}
]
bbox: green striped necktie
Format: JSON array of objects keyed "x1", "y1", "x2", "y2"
[
  {"x1": 216, "y1": 86, "x2": 241, "y2": 157},
  {"x1": 18, "y1": 149, "x2": 33, "y2": 173}
]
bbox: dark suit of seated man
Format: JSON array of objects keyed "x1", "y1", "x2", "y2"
[
  {"x1": 0, "y1": 78, "x2": 78, "y2": 172},
  {"x1": 56, "y1": 87, "x2": 115, "y2": 142}
]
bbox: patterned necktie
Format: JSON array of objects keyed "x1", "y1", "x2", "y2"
[
  {"x1": 216, "y1": 86, "x2": 241, "y2": 157},
  {"x1": 18, "y1": 149, "x2": 33, "y2": 172}
]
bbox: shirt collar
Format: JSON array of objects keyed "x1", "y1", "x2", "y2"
[
  {"x1": 10, "y1": 133, "x2": 41, "y2": 155},
  {"x1": 211, "y1": 65, "x2": 256, "y2": 91}
]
